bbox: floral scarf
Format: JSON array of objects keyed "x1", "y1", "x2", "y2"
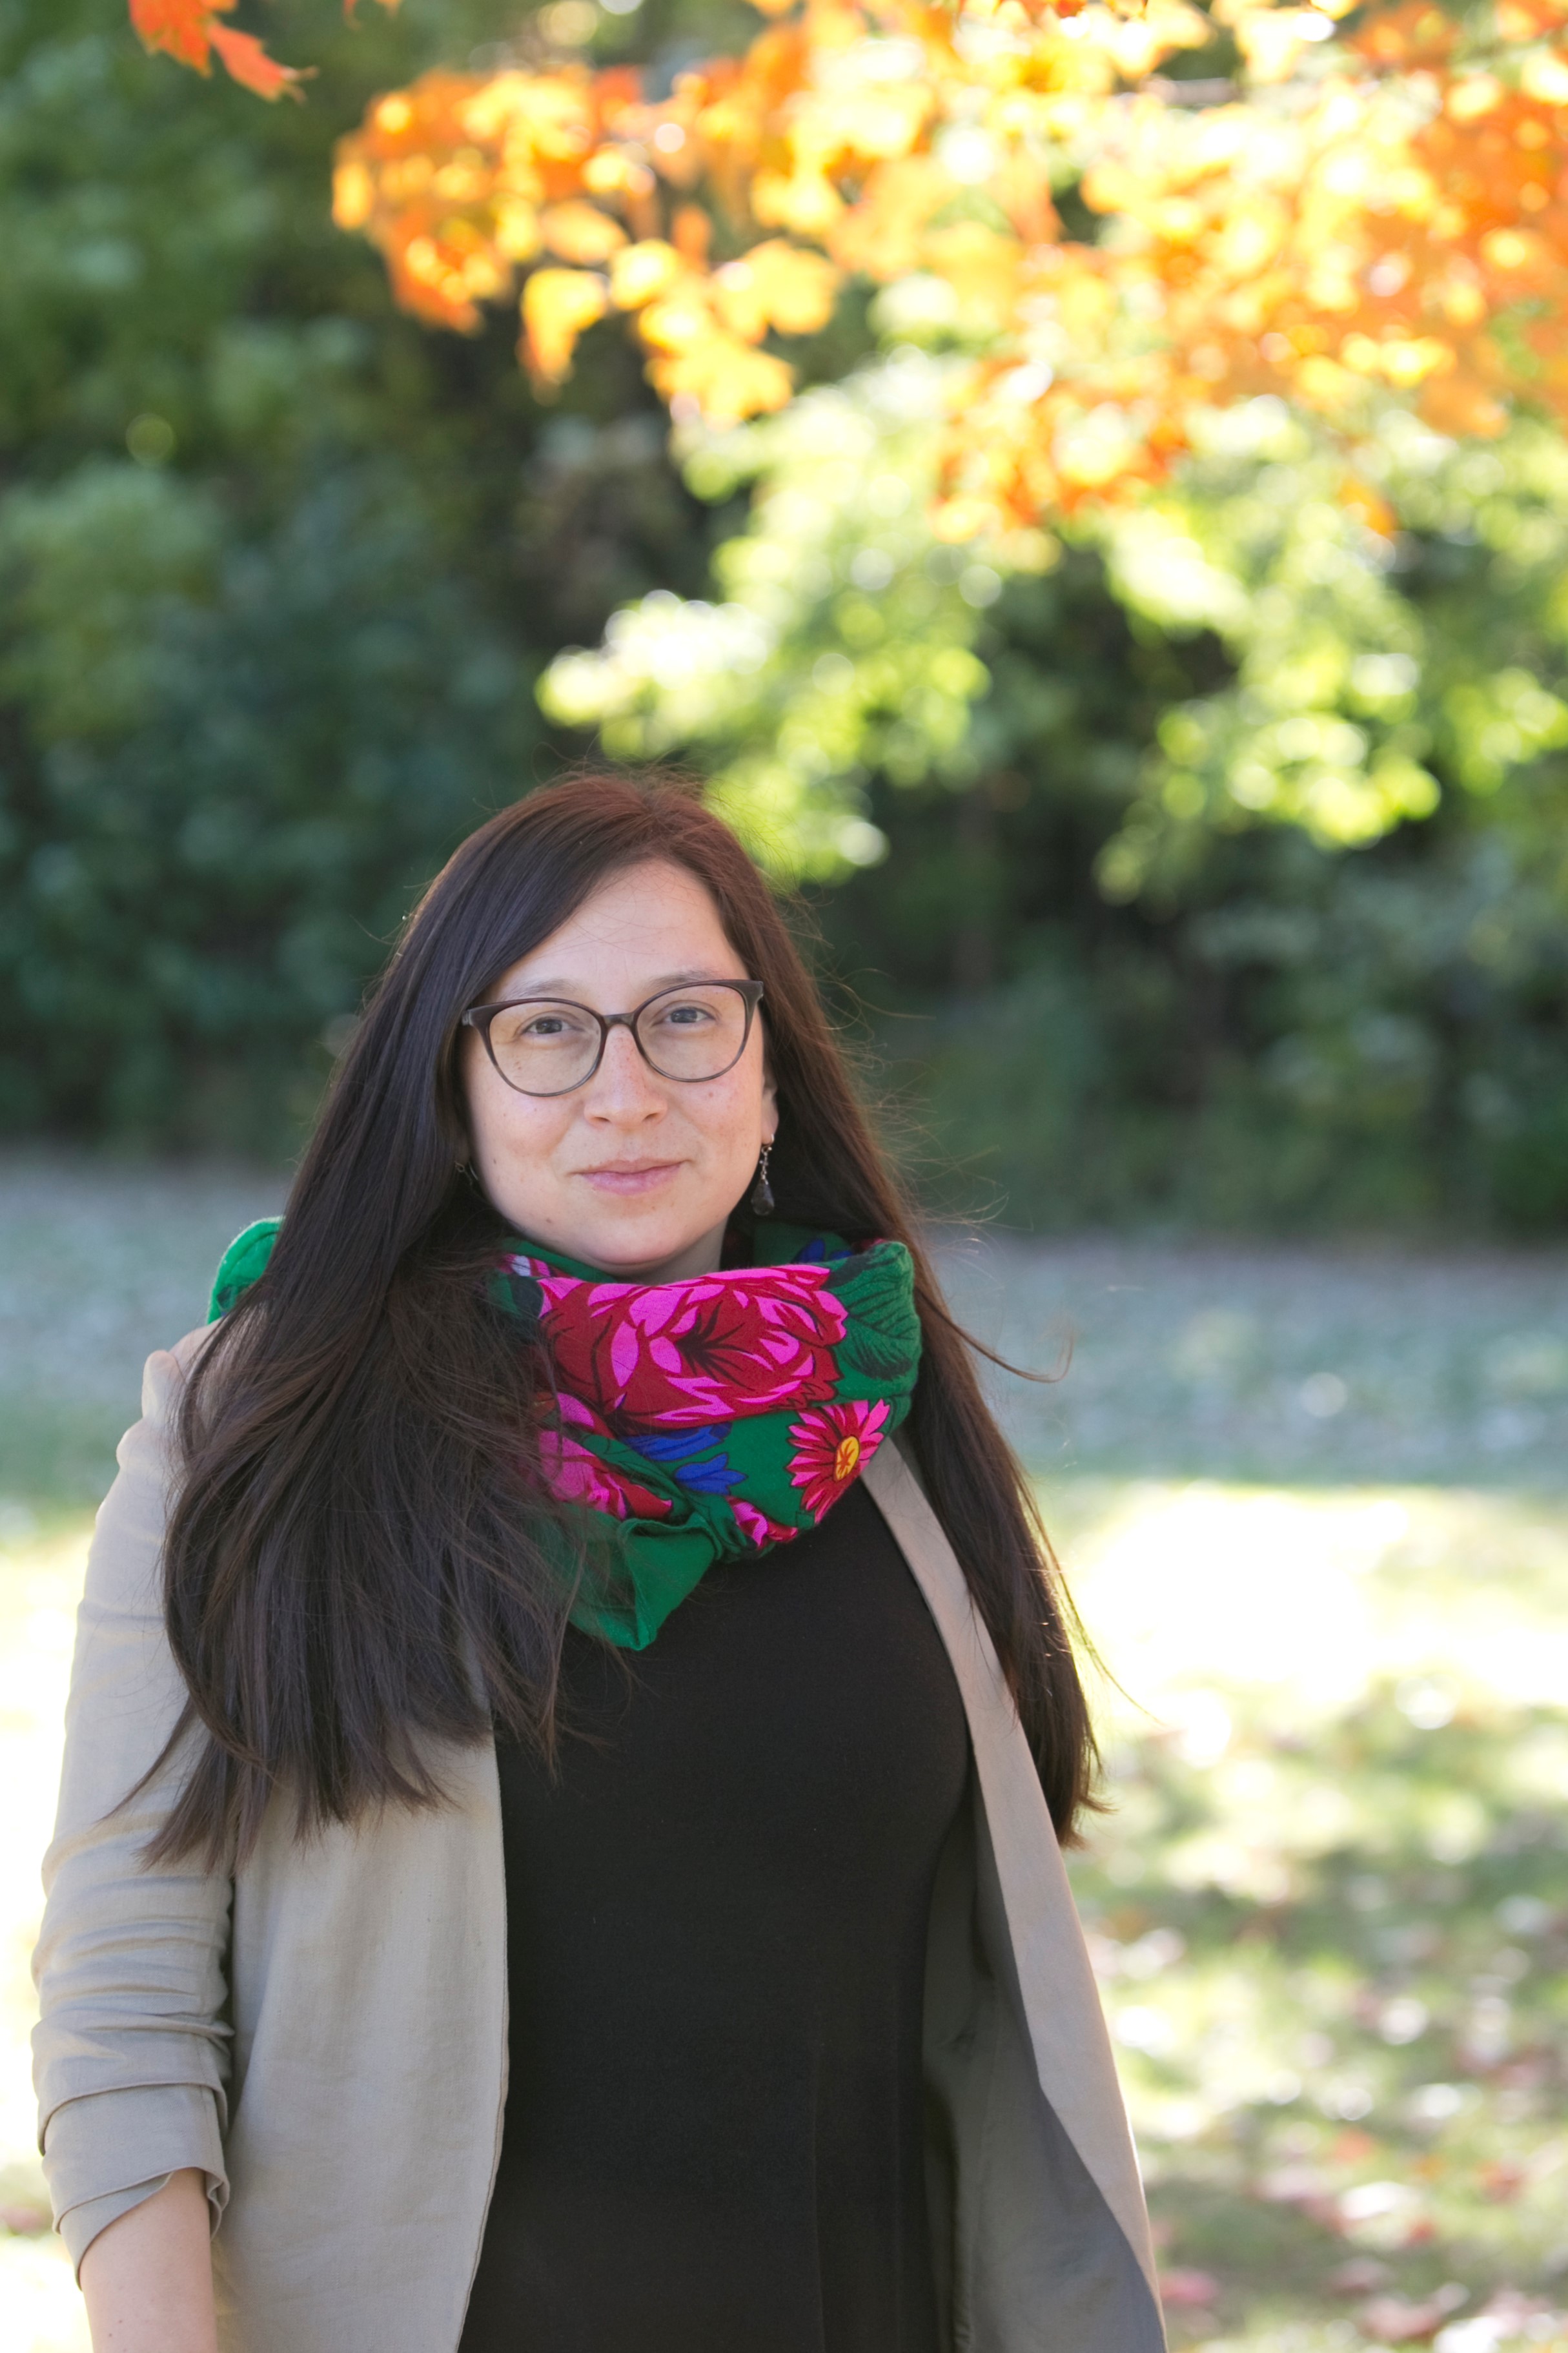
[
  {"x1": 209, "y1": 1218, "x2": 921, "y2": 1650},
  {"x1": 496, "y1": 1224, "x2": 921, "y2": 1647}
]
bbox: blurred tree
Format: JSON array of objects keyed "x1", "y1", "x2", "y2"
[
  {"x1": 12, "y1": 0, "x2": 1568, "y2": 1233},
  {"x1": 0, "y1": 0, "x2": 720, "y2": 1147},
  {"x1": 540, "y1": 367, "x2": 1568, "y2": 1228},
  {"x1": 320, "y1": 0, "x2": 1568, "y2": 519},
  {"x1": 213, "y1": 0, "x2": 1568, "y2": 1234}
]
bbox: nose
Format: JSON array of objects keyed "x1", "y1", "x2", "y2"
[{"x1": 582, "y1": 1021, "x2": 667, "y2": 1123}]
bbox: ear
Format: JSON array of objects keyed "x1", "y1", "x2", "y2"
[{"x1": 760, "y1": 1058, "x2": 779, "y2": 1144}]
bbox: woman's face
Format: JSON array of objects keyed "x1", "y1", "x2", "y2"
[{"x1": 460, "y1": 858, "x2": 777, "y2": 1282}]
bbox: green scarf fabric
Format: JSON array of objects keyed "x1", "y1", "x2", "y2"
[{"x1": 209, "y1": 1218, "x2": 921, "y2": 1649}]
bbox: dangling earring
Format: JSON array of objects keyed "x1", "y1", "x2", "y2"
[{"x1": 750, "y1": 1140, "x2": 775, "y2": 1217}]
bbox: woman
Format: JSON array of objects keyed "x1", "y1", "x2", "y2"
[{"x1": 34, "y1": 774, "x2": 1164, "y2": 2353}]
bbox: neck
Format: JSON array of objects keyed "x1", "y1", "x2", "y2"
[
  {"x1": 618, "y1": 1221, "x2": 729, "y2": 1284},
  {"x1": 522, "y1": 1215, "x2": 733, "y2": 1286}
]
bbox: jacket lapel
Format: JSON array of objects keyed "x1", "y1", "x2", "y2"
[{"x1": 863, "y1": 1439, "x2": 1164, "y2": 2313}]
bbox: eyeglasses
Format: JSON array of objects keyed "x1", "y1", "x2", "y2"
[{"x1": 461, "y1": 979, "x2": 764, "y2": 1098}]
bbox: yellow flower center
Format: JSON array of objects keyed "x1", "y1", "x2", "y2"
[{"x1": 833, "y1": 1434, "x2": 860, "y2": 1483}]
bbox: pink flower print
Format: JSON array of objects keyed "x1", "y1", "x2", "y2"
[
  {"x1": 733, "y1": 1498, "x2": 801, "y2": 1550},
  {"x1": 534, "y1": 1262, "x2": 848, "y2": 1429},
  {"x1": 786, "y1": 1398, "x2": 890, "y2": 1521},
  {"x1": 535, "y1": 1423, "x2": 672, "y2": 1523},
  {"x1": 554, "y1": 1390, "x2": 603, "y2": 1433}
]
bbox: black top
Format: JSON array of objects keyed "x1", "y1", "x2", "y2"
[{"x1": 458, "y1": 1478, "x2": 971, "y2": 2353}]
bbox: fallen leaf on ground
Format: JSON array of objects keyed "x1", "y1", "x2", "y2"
[
  {"x1": 1357, "y1": 2285, "x2": 1468, "y2": 2343},
  {"x1": 1161, "y1": 2269, "x2": 1221, "y2": 2308},
  {"x1": 1330, "y1": 2258, "x2": 1395, "y2": 2294},
  {"x1": 0, "y1": 2203, "x2": 50, "y2": 2234}
]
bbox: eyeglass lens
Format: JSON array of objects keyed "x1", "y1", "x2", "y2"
[{"x1": 485, "y1": 984, "x2": 752, "y2": 1095}]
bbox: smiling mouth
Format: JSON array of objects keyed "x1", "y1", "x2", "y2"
[{"x1": 577, "y1": 1161, "x2": 684, "y2": 1193}]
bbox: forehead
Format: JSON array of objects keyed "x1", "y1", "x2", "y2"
[{"x1": 492, "y1": 859, "x2": 740, "y2": 998}]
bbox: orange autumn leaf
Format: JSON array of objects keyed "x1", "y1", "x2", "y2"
[
  {"x1": 1338, "y1": 474, "x2": 1398, "y2": 538},
  {"x1": 208, "y1": 21, "x2": 312, "y2": 100},
  {"x1": 672, "y1": 205, "x2": 713, "y2": 266},
  {"x1": 128, "y1": 0, "x2": 218, "y2": 71},
  {"x1": 129, "y1": 0, "x2": 390, "y2": 96}
]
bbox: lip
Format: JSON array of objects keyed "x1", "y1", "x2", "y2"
[{"x1": 576, "y1": 1160, "x2": 684, "y2": 1195}]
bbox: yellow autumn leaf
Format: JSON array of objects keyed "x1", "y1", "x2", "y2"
[
  {"x1": 922, "y1": 223, "x2": 1023, "y2": 324},
  {"x1": 521, "y1": 267, "x2": 609, "y2": 383},
  {"x1": 540, "y1": 200, "x2": 629, "y2": 264},
  {"x1": 638, "y1": 286, "x2": 720, "y2": 354},
  {"x1": 830, "y1": 156, "x2": 955, "y2": 280},
  {"x1": 332, "y1": 159, "x2": 374, "y2": 231},
  {"x1": 584, "y1": 145, "x2": 654, "y2": 198},
  {"x1": 751, "y1": 167, "x2": 844, "y2": 239},
  {"x1": 646, "y1": 331, "x2": 797, "y2": 424},
  {"x1": 1098, "y1": 0, "x2": 1213, "y2": 79},
  {"x1": 609, "y1": 240, "x2": 684, "y2": 309},
  {"x1": 711, "y1": 241, "x2": 840, "y2": 341},
  {"x1": 494, "y1": 201, "x2": 542, "y2": 262},
  {"x1": 1520, "y1": 47, "x2": 1568, "y2": 102}
]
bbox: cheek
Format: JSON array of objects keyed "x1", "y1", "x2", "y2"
[
  {"x1": 692, "y1": 1067, "x2": 767, "y2": 1161},
  {"x1": 462, "y1": 1051, "x2": 500, "y2": 1162},
  {"x1": 464, "y1": 1049, "x2": 565, "y2": 1169}
]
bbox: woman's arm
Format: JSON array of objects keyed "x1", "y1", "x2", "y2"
[
  {"x1": 80, "y1": 2170, "x2": 217, "y2": 2353},
  {"x1": 32, "y1": 1338, "x2": 234, "y2": 2285}
]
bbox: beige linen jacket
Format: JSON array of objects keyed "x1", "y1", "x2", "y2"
[{"x1": 34, "y1": 1334, "x2": 1166, "y2": 2353}]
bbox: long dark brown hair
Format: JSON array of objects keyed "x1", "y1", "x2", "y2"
[{"x1": 150, "y1": 773, "x2": 1095, "y2": 1865}]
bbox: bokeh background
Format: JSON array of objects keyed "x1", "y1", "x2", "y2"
[{"x1": 2, "y1": 1, "x2": 1567, "y2": 2347}]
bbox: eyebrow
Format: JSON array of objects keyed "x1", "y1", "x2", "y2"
[{"x1": 494, "y1": 969, "x2": 743, "y2": 999}]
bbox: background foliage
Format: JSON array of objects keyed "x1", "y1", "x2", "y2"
[
  {"x1": 3, "y1": 0, "x2": 1567, "y2": 1231},
  {"x1": 0, "y1": 0, "x2": 720, "y2": 1149}
]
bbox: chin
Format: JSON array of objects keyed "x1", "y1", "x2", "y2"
[
  {"x1": 579, "y1": 1200, "x2": 729, "y2": 1280},
  {"x1": 590, "y1": 1224, "x2": 692, "y2": 1271}
]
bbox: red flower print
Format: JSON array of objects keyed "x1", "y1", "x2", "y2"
[
  {"x1": 786, "y1": 1399, "x2": 890, "y2": 1521},
  {"x1": 529, "y1": 1262, "x2": 848, "y2": 1430}
]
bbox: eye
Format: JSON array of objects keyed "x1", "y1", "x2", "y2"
[
  {"x1": 657, "y1": 998, "x2": 717, "y2": 1027},
  {"x1": 491, "y1": 1003, "x2": 596, "y2": 1049}
]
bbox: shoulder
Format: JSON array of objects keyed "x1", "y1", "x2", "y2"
[
  {"x1": 112, "y1": 1229, "x2": 265, "y2": 1567},
  {"x1": 129, "y1": 1212, "x2": 282, "y2": 1433},
  {"x1": 862, "y1": 1439, "x2": 956, "y2": 1599},
  {"x1": 138, "y1": 1320, "x2": 223, "y2": 1429},
  {"x1": 208, "y1": 1216, "x2": 281, "y2": 1320}
]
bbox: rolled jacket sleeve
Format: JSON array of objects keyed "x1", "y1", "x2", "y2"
[{"x1": 32, "y1": 1337, "x2": 234, "y2": 2272}]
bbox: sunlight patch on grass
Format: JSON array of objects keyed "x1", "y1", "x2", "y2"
[
  {"x1": 1054, "y1": 1482, "x2": 1568, "y2": 1732},
  {"x1": 0, "y1": 2235, "x2": 89, "y2": 2353},
  {"x1": 1050, "y1": 1482, "x2": 1568, "y2": 2352}
]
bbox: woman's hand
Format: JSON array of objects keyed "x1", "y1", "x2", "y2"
[{"x1": 79, "y1": 2168, "x2": 218, "y2": 2353}]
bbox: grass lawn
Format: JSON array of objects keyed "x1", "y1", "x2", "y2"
[
  {"x1": 3, "y1": 1157, "x2": 1566, "y2": 2350},
  {"x1": 1067, "y1": 1485, "x2": 1568, "y2": 2352}
]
